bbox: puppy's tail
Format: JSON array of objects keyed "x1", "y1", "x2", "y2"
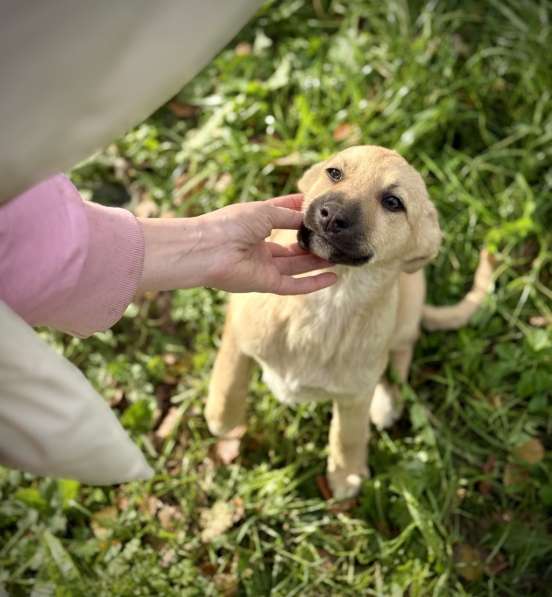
[{"x1": 422, "y1": 249, "x2": 495, "y2": 331}]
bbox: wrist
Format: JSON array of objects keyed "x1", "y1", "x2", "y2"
[{"x1": 136, "y1": 215, "x2": 217, "y2": 294}]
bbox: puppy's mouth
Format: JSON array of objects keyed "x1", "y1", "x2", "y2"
[{"x1": 298, "y1": 223, "x2": 373, "y2": 267}]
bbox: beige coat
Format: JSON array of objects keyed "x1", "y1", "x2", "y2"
[{"x1": 0, "y1": 1, "x2": 262, "y2": 483}]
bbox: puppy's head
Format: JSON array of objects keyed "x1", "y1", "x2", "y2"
[{"x1": 297, "y1": 145, "x2": 441, "y2": 272}]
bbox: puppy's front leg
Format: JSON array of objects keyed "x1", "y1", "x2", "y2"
[
  {"x1": 370, "y1": 345, "x2": 413, "y2": 430},
  {"x1": 205, "y1": 310, "x2": 252, "y2": 437},
  {"x1": 328, "y1": 396, "x2": 372, "y2": 499}
]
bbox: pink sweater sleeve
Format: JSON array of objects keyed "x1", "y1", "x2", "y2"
[{"x1": 0, "y1": 175, "x2": 144, "y2": 337}]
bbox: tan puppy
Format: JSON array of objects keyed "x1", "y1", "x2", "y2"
[{"x1": 205, "y1": 145, "x2": 493, "y2": 499}]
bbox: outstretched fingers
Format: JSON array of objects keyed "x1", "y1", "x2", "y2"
[
  {"x1": 274, "y1": 272, "x2": 337, "y2": 295},
  {"x1": 265, "y1": 241, "x2": 308, "y2": 258},
  {"x1": 265, "y1": 193, "x2": 304, "y2": 211},
  {"x1": 274, "y1": 254, "x2": 332, "y2": 277}
]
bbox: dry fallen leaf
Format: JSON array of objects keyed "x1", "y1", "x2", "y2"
[
  {"x1": 235, "y1": 42, "x2": 252, "y2": 56},
  {"x1": 134, "y1": 193, "x2": 158, "y2": 218},
  {"x1": 213, "y1": 572, "x2": 239, "y2": 597},
  {"x1": 214, "y1": 425, "x2": 245, "y2": 465},
  {"x1": 91, "y1": 506, "x2": 118, "y2": 540},
  {"x1": 158, "y1": 504, "x2": 183, "y2": 531},
  {"x1": 273, "y1": 151, "x2": 310, "y2": 167},
  {"x1": 155, "y1": 407, "x2": 182, "y2": 440},
  {"x1": 478, "y1": 455, "x2": 496, "y2": 495},
  {"x1": 116, "y1": 493, "x2": 130, "y2": 511},
  {"x1": 529, "y1": 315, "x2": 552, "y2": 327},
  {"x1": 141, "y1": 495, "x2": 163, "y2": 517},
  {"x1": 513, "y1": 438, "x2": 545, "y2": 465},
  {"x1": 454, "y1": 543, "x2": 484, "y2": 581},
  {"x1": 333, "y1": 123, "x2": 352, "y2": 141},
  {"x1": 214, "y1": 172, "x2": 233, "y2": 193},
  {"x1": 160, "y1": 547, "x2": 176, "y2": 568},
  {"x1": 316, "y1": 475, "x2": 333, "y2": 501},
  {"x1": 215, "y1": 437, "x2": 241, "y2": 465},
  {"x1": 200, "y1": 498, "x2": 244, "y2": 542},
  {"x1": 332, "y1": 123, "x2": 361, "y2": 144},
  {"x1": 168, "y1": 100, "x2": 200, "y2": 119},
  {"x1": 485, "y1": 551, "x2": 509, "y2": 576},
  {"x1": 503, "y1": 463, "x2": 529, "y2": 487},
  {"x1": 329, "y1": 498, "x2": 358, "y2": 514}
]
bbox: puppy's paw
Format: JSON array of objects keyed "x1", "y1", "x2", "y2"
[
  {"x1": 370, "y1": 382, "x2": 403, "y2": 430},
  {"x1": 205, "y1": 412, "x2": 245, "y2": 438},
  {"x1": 205, "y1": 394, "x2": 246, "y2": 437},
  {"x1": 327, "y1": 467, "x2": 369, "y2": 500},
  {"x1": 205, "y1": 414, "x2": 231, "y2": 437}
]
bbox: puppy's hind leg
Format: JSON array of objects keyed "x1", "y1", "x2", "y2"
[
  {"x1": 205, "y1": 310, "x2": 253, "y2": 437},
  {"x1": 328, "y1": 396, "x2": 372, "y2": 500},
  {"x1": 370, "y1": 345, "x2": 413, "y2": 430}
]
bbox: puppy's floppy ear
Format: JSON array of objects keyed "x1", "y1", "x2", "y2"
[
  {"x1": 402, "y1": 202, "x2": 442, "y2": 273},
  {"x1": 298, "y1": 162, "x2": 325, "y2": 194}
]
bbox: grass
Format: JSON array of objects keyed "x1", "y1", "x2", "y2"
[{"x1": 1, "y1": 0, "x2": 552, "y2": 594}]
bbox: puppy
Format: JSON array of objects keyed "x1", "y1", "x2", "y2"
[{"x1": 205, "y1": 145, "x2": 493, "y2": 499}]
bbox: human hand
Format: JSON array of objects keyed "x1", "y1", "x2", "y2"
[
  {"x1": 137, "y1": 194, "x2": 337, "y2": 295},
  {"x1": 198, "y1": 194, "x2": 337, "y2": 294}
]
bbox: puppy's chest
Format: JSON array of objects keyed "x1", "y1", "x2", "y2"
[{"x1": 251, "y1": 297, "x2": 396, "y2": 403}]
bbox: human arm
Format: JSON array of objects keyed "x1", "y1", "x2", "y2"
[
  {"x1": 0, "y1": 178, "x2": 335, "y2": 337},
  {"x1": 137, "y1": 194, "x2": 337, "y2": 296}
]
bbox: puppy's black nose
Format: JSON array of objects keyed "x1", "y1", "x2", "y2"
[{"x1": 317, "y1": 202, "x2": 352, "y2": 235}]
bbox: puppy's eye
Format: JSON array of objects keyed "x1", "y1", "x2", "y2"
[
  {"x1": 381, "y1": 195, "x2": 405, "y2": 213},
  {"x1": 326, "y1": 167, "x2": 343, "y2": 182}
]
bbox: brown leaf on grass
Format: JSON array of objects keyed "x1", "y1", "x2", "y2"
[
  {"x1": 213, "y1": 425, "x2": 246, "y2": 465},
  {"x1": 529, "y1": 315, "x2": 552, "y2": 327},
  {"x1": 486, "y1": 393, "x2": 503, "y2": 408},
  {"x1": 453, "y1": 543, "x2": 484, "y2": 581},
  {"x1": 163, "y1": 353, "x2": 177, "y2": 366},
  {"x1": 158, "y1": 504, "x2": 183, "y2": 531},
  {"x1": 168, "y1": 100, "x2": 200, "y2": 119},
  {"x1": 160, "y1": 547, "x2": 176, "y2": 568},
  {"x1": 316, "y1": 548, "x2": 336, "y2": 572},
  {"x1": 485, "y1": 551, "x2": 509, "y2": 576},
  {"x1": 513, "y1": 438, "x2": 545, "y2": 464},
  {"x1": 235, "y1": 41, "x2": 252, "y2": 56},
  {"x1": 213, "y1": 573, "x2": 239, "y2": 597},
  {"x1": 199, "y1": 561, "x2": 218, "y2": 577},
  {"x1": 134, "y1": 193, "x2": 158, "y2": 218},
  {"x1": 109, "y1": 388, "x2": 125, "y2": 407},
  {"x1": 452, "y1": 34, "x2": 470, "y2": 57},
  {"x1": 199, "y1": 498, "x2": 245, "y2": 542},
  {"x1": 482, "y1": 455, "x2": 497, "y2": 473},
  {"x1": 145, "y1": 496, "x2": 163, "y2": 516},
  {"x1": 478, "y1": 455, "x2": 496, "y2": 495},
  {"x1": 333, "y1": 123, "x2": 353, "y2": 141},
  {"x1": 215, "y1": 437, "x2": 242, "y2": 465},
  {"x1": 316, "y1": 475, "x2": 357, "y2": 512},
  {"x1": 273, "y1": 151, "x2": 310, "y2": 167},
  {"x1": 155, "y1": 407, "x2": 182, "y2": 440},
  {"x1": 332, "y1": 123, "x2": 361, "y2": 144},
  {"x1": 316, "y1": 475, "x2": 333, "y2": 501},
  {"x1": 166, "y1": 458, "x2": 183, "y2": 477},
  {"x1": 329, "y1": 498, "x2": 358, "y2": 514},
  {"x1": 173, "y1": 173, "x2": 208, "y2": 208},
  {"x1": 116, "y1": 492, "x2": 130, "y2": 511},
  {"x1": 173, "y1": 173, "x2": 189, "y2": 191},
  {"x1": 91, "y1": 506, "x2": 118, "y2": 540},
  {"x1": 503, "y1": 463, "x2": 529, "y2": 488},
  {"x1": 214, "y1": 172, "x2": 233, "y2": 193}
]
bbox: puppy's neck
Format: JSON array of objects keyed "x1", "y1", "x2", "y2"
[{"x1": 310, "y1": 261, "x2": 401, "y2": 310}]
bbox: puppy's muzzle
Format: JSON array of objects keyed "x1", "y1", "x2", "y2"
[{"x1": 298, "y1": 194, "x2": 373, "y2": 266}]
